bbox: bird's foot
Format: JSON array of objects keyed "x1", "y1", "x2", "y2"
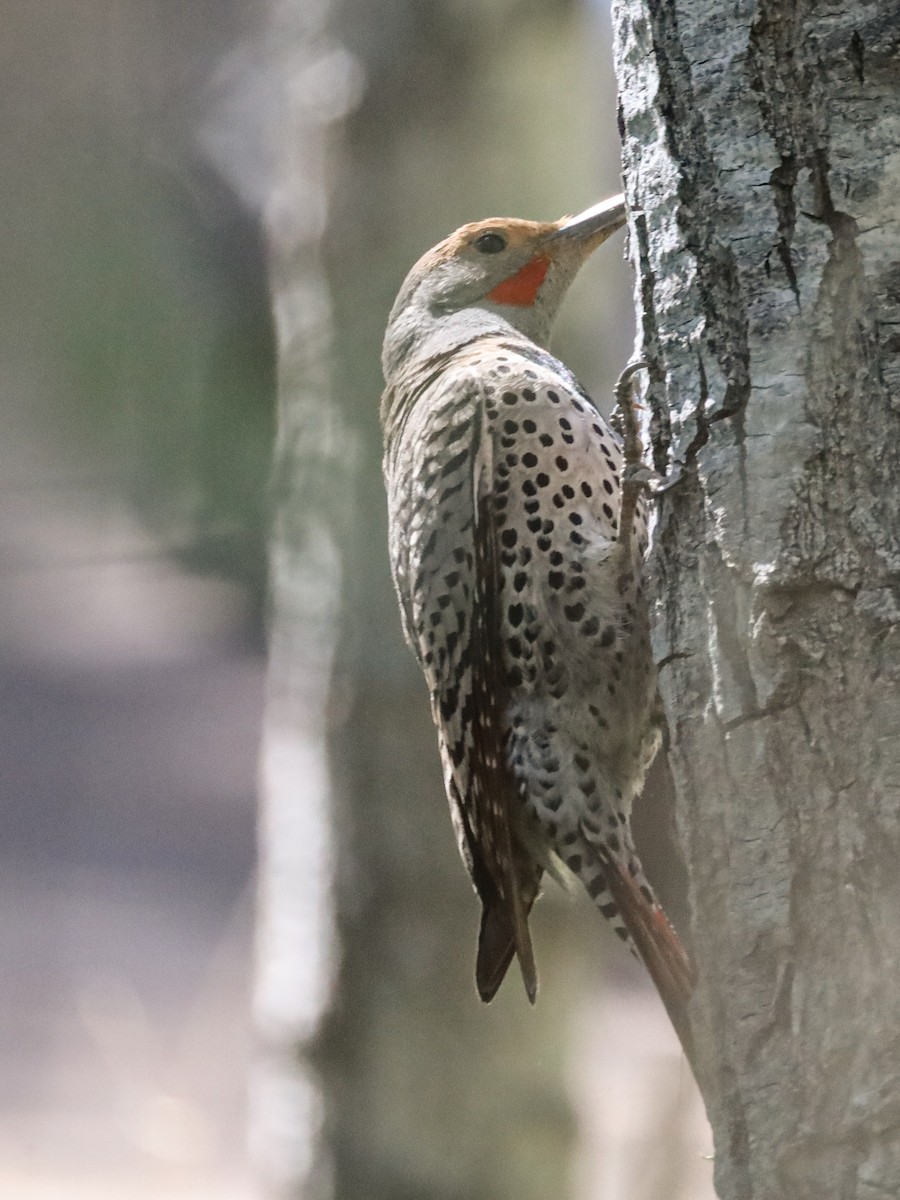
[
  {"x1": 613, "y1": 361, "x2": 651, "y2": 543},
  {"x1": 644, "y1": 461, "x2": 685, "y2": 496},
  {"x1": 614, "y1": 363, "x2": 689, "y2": 499}
]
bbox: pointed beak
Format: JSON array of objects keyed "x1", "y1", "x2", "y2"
[{"x1": 546, "y1": 194, "x2": 627, "y2": 252}]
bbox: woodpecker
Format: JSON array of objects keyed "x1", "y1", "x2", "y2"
[{"x1": 380, "y1": 196, "x2": 694, "y2": 1031}]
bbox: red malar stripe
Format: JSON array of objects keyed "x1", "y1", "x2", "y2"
[{"x1": 486, "y1": 255, "x2": 551, "y2": 307}]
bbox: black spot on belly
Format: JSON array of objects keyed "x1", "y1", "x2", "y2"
[{"x1": 588, "y1": 876, "x2": 608, "y2": 899}]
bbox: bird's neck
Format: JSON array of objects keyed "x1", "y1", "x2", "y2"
[
  {"x1": 382, "y1": 302, "x2": 552, "y2": 386},
  {"x1": 381, "y1": 306, "x2": 548, "y2": 447}
]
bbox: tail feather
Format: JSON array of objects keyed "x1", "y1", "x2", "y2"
[
  {"x1": 476, "y1": 903, "x2": 517, "y2": 1003},
  {"x1": 600, "y1": 851, "x2": 696, "y2": 1055},
  {"x1": 476, "y1": 891, "x2": 538, "y2": 1004}
]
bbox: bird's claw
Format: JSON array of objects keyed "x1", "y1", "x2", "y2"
[
  {"x1": 622, "y1": 463, "x2": 661, "y2": 489},
  {"x1": 646, "y1": 462, "x2": 685, "y2": 496},
  {"x1": 613, "y1": 360, "x2": 650, "y2": 412}
]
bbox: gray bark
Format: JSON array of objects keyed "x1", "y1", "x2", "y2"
[{"x1": 612, "y1": 1, "x2": 900, "y2": 1197}]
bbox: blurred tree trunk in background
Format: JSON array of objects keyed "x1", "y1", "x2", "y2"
[
  {"x1": 613, "y1": 1, "x2": 900, "y2": 1196},
  {"x1": 254, "y1": 3, "x2": 355, "y2": 1196}
]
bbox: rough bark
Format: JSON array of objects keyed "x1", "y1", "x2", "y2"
[{"x1": 612, "y1": 1, "x2": 900, "y2": 1197}]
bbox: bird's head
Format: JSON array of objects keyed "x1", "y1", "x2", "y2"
[{"x1": 382, "y1": 195, "x2": 626, "y2": 381}]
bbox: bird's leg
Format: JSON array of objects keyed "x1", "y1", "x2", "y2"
[
  {"x1": 613, "y1": 361, "x2": 689, "y2": 504},
  {"x1": 613, "y1": 360, "x2": 655, "y2": 556}
]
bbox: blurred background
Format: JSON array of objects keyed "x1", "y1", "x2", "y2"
[{"x1": 0, "y1": 1, "x2": 714, "y2": 1197}]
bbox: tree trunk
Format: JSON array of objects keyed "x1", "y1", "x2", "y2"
[
  {"x1": 612, "y1": 1, "x2": 900, "y2": 1197},
  {"x1": 254, "y1": 3, "x2": 358, "y2": 1194}
]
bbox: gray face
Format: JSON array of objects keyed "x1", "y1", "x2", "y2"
[{"x1": 382, "y1": 200, "x2": 626, "y2": 382}]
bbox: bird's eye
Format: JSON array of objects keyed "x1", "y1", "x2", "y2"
[{"x1": 474, "y1": 230, "x2": 507, "y2": 254}]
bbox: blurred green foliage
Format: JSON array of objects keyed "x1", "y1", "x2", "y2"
[{"x1": 2, "y1": 11, "x2": 276, "y2": 616}]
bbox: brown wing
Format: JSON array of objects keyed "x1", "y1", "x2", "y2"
[
  {"x1": 468, "y1": 423, "x2": 541, "y2": 1003},
  {"x1": 393, "y1": 368, "x2": 541, "y2": 1003}
]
